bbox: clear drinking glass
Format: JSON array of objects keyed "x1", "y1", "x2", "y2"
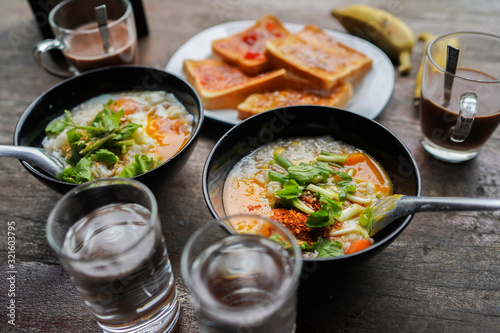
[
  {"x1": 181, "y1": 214, "x2": 302, "y2": 333},
  {"x1": 46, "y1": 178, "x2": 179, "y2": 333},
  {"x1": 419, "y1": 31, "x2": 500, "y2": 162},
  {"x1": 32, "y1": 0, "x2": 138, "y2": 77}
]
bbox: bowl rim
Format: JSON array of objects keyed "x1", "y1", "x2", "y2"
[
  {"x1": 202, "y1": 105, "x2": 422, "y2": 262},
  {"x1": 13, "y1": 65, "x2": 204, "y2": 186}
]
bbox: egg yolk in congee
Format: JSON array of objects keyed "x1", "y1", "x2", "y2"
[
  {"x1": 146, "y1": 114, "x2": 191, "y2": 162},
  {"x1": 110, "y1": 97, "x2": 140, "y2": 115},
  {"x1": 109, "y1": 97, "x2": 192, "y2": 163}
]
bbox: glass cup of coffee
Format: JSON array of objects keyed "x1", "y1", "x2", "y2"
[
  {"x1": 32, "y1": 0, "x2": 138, "y2": 77},
  {"x1": 419, "y1": 31, "x2": 500, "y2": 163},
  {"x1": 46, "y1": 179, "x2": 180, "y2": 333},
  {"x1": 181, "y1": 214, "x2": 302, "y2": 333}
]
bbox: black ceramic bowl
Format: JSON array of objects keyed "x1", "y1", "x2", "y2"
[
  {"x1": 14, "y1": 65, "x2": 203, "y2": 194},
  {"x1": 203, "y1": 106, "x2": 421, "y2": 268}
]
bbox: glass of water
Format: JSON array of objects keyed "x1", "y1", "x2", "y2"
[
  {"x1": 46, "y1": 178, "x2": 180, "y2": 333},
  {"x1": 181, "y1": 214, "x2": 302, "y2": 333}
]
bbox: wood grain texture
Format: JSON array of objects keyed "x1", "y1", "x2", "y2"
[{"x1": 0, "y1": 0, "x2": 499, "y2": 332}]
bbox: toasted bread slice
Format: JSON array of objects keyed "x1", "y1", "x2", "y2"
[
  {"x1": 212, "y1": 14, "x2": 290, "y2": 75},
  {"x1": 236, "y1": 81, "x2": 353, "y2": 119},
  {"x1": 183, "y1": 58, "x2": 287, "y2": 110},
  {"x1": 265, "y1": 25, "x2": 372, "y2": 90}
]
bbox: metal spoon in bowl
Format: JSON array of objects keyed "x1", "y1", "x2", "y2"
[
  {"x1": 0, "y1": 145, "x2": 65, "y2": 178},
  {"x1": 370, "y1": 194, "x2": 500, "y2": 236}
]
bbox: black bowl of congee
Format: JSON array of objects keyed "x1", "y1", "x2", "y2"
[
  {"x1": 203, "y1": 105, "x2": 421, "y2": 267},
  {"x1": 14, "y1": 65, "x2": 203, "y2": 194}
]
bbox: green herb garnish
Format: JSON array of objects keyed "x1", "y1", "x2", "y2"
[
  {"x1": 119, "y1": 154, "x2": 160, "y2": 178},
  {"x1": 91, "y1": 149, "x2": 119, "y2": 164},
  {"x1": 61, "y1": 157, "x2": 92, "y2": 184},
  {"x1": 316, "y1": 238, "x2": 343, "y2": 258},
  {"x1": 306, "y1": 194, "x2": 342, "y2": 227},
  {"x1": 300, "y1": 237, "x2": 343, "y2": 258},
  {"x1": 288, "y1": 163, "x2": 329, "y2": 185},
  {"x1": 274, "y1": 179, "x2": 314, "y2": 214},
  {"x1": 359, "y1": 206, "x2": 374, "y2": 235},
  {"x1": 45, "y1": 101, "x2": 157, "y2": 184},
  {"x1": 45, "y1": 116, "x2": 68, "y2": 134}
]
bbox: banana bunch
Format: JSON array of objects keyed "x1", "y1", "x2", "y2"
[{"x1": 332, "y1": 4, "x2": 415, "y2": 74}]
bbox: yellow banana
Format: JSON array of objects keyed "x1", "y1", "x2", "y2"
[
  {"x1": 413, "y1": 33, "x2": 459, "y2": 105},
  {"x1": 332, "y1": 4, "x2": 415, "y2": 74},
  {"x1": 413, "y1": 32, "x2": 437, "y2": 106}
]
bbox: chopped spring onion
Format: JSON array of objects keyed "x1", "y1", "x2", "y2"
[
  {"x1": 274, "y1": 153, "x2": 295, "y2": 169},
  {"x1": 292, "y1": 198, "x2": 315, "y2": 214},
  {"x1": 318, "y1": 151, "x2": 347, "y2": 164},
  {"x1": 346, "y1": 194, "x2": 372, "y2": 205},
  {"x1": 357, "y1": 224, "x2": 370, "y2": 239},
  {"x1": 330, "y1": 224, "x2": 370, "y2": 239},
  {"x1": 330, "y1": 226, "x2": 358, "y2": 236},
  {"x1": 338, "y1": 204, "x2": 364, "y2": 222},
  {"x1": 306, "y1": 184, "x2": 339, "y2": 200}
]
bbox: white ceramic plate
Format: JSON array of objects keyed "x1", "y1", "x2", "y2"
[{"x1": 166, "y1": 20, "x2": 395, "y2": 125}]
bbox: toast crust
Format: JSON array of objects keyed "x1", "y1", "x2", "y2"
[
  {"x1": 237, "y1": 82, "x2": 353, "y2": 119},
  {"x1": 212, "y1": 14, "x2": 290, "y2": 75},
  {"x1": 183, "y1": 58, "x2": 286, "y2": 110},
  {"x1": 265, "y1": 25, "x2": 372, "y2": 90}
]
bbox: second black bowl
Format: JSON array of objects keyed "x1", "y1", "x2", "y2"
[{"x1": 203, "y1": 105, "x2": 421, "y2": 268}]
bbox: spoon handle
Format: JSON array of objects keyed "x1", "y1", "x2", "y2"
[
  {"x1": 0, "y1": 145, "x2": 41, "y2": 160},
  {"x1": 0, "y1": 145, "x2": 62, "y2": 177},
  {"x1": 400, "y1": 196, "x2": 500, "y2": 214}
]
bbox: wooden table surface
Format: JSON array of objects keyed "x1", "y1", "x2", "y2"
[{"x1": 1, "y1": 0, "x2": 499, "y2": 332}]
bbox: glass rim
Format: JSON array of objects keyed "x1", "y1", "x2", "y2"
[
  {"x1": 46, "y1": 178, "x2": 158, "y2": 262},
  {"x1": 49, "y1": 0, "x2": 132, "y2": 34},
  {"x1": 181, "y1": 214, "x2": 303, "y2": 310},
  {"x1": 426, "y1": 31, "x2": 500, "y2": 83}
]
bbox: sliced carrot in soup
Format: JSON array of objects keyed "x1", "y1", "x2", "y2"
[{"x1": 345, "y1": 239, "x2": 372, "y2": 254}]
